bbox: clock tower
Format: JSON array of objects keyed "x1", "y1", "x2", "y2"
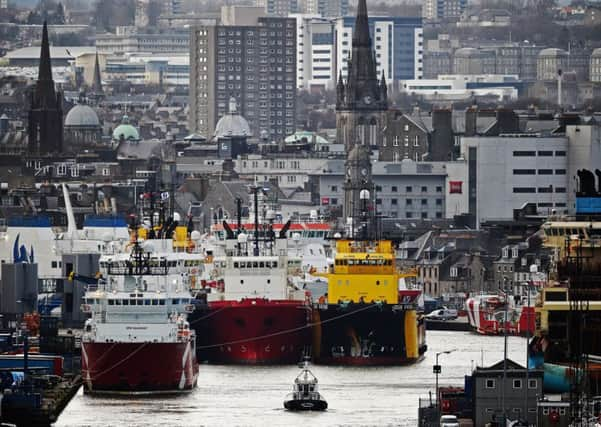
[
  {"x1": 338, "y1": 0, "x2": 384, "y2": 235},
  {"x1": 336, "y1": 0, "x2": 388, "y2": 152}
]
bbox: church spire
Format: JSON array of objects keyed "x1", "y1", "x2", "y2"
[
  {"x1": 352, "y1": 0, "x2": 371, "y2": 48},
  {"x1": 28, "y1": 20, "x2": 63, "y2": 154},
  {"x1": 340, "y1": 0, "x2": 380, "y2": 111},
  {"x1": 35, "y1": 21, "x2": 56, "y2": 109},
  {"x1": 92, "y1": 52, "x2": 104, "y2": 95}
]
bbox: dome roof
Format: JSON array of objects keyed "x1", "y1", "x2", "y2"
[
  {"x1": 285, "y1": 131, "x2": 329, "y2": 145},
  {"x1": 112, "y1": 115, "x2": 140, "y2": 141},
  {"x1": 214, "y1": 97, "x2": 251, "y2": 139},
  {"x1": 538, "y1": 48, "x2": 568, "y2": 57},
  {"x1": 65, "y1": 104, "x2": 100, "y2": 127}
]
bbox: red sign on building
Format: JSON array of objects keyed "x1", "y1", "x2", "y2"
[
  {"x1": 449, "y1": 181, "x2": 463, "y2": 194},
  {"x1": 321, "y1": 197, "x2": 330, "y2": 205}
]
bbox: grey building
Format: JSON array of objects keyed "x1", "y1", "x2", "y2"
[
  {"x1": 379, "y1": 111, "x2": 429, "y2": 162},
  {"x1": 304, "y1": 0, "x2": 349, "y2": 17},
  {"x1": 453, "y1": 47, "x2": 496, "y2": 75},
  {"x1": 591, "y1": 48, "x2": 601, "y2": 82},
  {"x1": 472, "y1": 359, "x2": 543, "y2": 426},
  {"x1": 423, "y1": 50, "x2": 451, "y2": 79},
  {"x1": 96, "y1": 29, "x2": 190, "y2": 54},
  {"x1": 189, "y1": 13, "x2": 297, "y2": 142},
  {"x1": 537, "y1": 48, "x2": 569, "y2": 81},
  {"x1": 256, "y1": 0, "x2": 299, "y2": 16},
  {"x1": 318, "y1": 159, "x2": 447, "y2": 221}
]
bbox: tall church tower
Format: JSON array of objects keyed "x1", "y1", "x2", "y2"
[
  {"x1": 28, "y1": 21, "x2": 63, "y2": 154},
  {"x1": 339, "y1": 0, "x2": 386, "y2": 234},
  {"x1": 336, "y1": 0, "x2": 387, "y2": 151}
]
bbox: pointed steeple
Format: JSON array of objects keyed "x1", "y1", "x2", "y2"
[
  {"x1": 91, "y1": 52, "x2": 104, "y2": 95},
  {"x1": 336, "y1": 70, "x2": 345, "y2": 108},
  {"x1": 340, "y1": 0, "x2": 381, "y2": 111},
  {"x1": 379, "y1": 70, "x2": 388, "y2": 107},
  {"x1": 35, "y1": 21, "x2": 57, "y2": 109},
  {"x1": 28, "y1": 20, "x2": 63, "y2": 154},
  {"x1": 352, "y1": 0, "x2": 371, "y2": 48}
]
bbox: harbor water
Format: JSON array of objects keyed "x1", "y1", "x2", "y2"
[{"x1": 57, "y1": 331, "x2": 527, "y2": 426}]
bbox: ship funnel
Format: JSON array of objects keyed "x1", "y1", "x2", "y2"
[{"x1": 62, "y1": 183, "x2": 77, "y2": 238}]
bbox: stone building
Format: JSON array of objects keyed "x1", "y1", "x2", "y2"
[{"x1": 537, "y1": 48, "x2": 569, "y2": 81}]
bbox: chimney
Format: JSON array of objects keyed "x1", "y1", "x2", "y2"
[
  {"x1": 465, "y1": 105, "x2": 477, "y2": 137},
  {"x1": 496, "y1": 108, "x2": 519, "y2": 134},
  {"x1": 430, "y1": 108, "x2": 454, "y2": 161}
]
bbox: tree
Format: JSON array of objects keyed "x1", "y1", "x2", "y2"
[{"x1": 93, "y1": 0, "x2": 135, "y2": 32}]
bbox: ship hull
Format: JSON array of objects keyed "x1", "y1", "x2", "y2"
[
  {"x1": 200, "y1": 299, "x2": 311, "y2": 364},
  {"x1": 312, "y1": 303, "x2": 426, "y2": 366},
  {"x1": 81, "y1": 341, "x2": 198, "y2": 394}
]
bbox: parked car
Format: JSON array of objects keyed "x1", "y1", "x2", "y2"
[
  {"x1": 426, "y1": 307, "x2": 458, "y2": 321},
  {"x1": 440, "y1": 414, "x2": 459, "y2": 427}
]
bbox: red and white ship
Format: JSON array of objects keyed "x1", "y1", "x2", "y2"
[
  {"x1": 81, "y1": 238, "x2": 199, "y2": 394},
  {"x1": 198, "y1": 227, "x2": 311, "y2": 364},
  {"x1": 465, "y1": 293, "x2": 536, "y2": 336}
]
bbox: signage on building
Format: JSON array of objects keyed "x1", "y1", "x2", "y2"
[
  {"x1": 321, "y1": 197, "x2": 330, "y2": 205},
  {"x1": 449, "y1": 181, "x2": 463, "y2": 194}
]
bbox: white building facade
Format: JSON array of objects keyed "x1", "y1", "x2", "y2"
[
  {"x1": 293, "y1": 14, "x2": 336, "y2": 91},
  {"x1": 334, "y1": 16, "x2": 423, "y2": 84}
]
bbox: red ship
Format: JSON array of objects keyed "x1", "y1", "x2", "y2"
[
  {"x1": 82, "y1": 341, "x2": 197, "y2": 394},
  {"x1": 197, "y1": 222, "x2": 312, "y2": 364},
  {"x1": 81, "y1": 236, "x2": 199, "y2": 394},
  {"x1": 205, "y1": 299, "x2": 310, "y2": 364}
]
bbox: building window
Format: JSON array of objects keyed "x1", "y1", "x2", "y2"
[
  {"x1": 421, "y1": 199, "x2": 427, "y2": 205},
  {"x1": 485, "y1": 379, "x2": 496, "y2": 389},
  {"x1": 555, "y1": 150, "x2": 566, "y2": 156},
  {"x1": 555, "y1": 169, "x2": 566, "y2": 175},
  {"x1": 436, "y1": 186, "x2": 442, "y2": 192},
  {"x1": 513, "y1": 151, "x2": 536, "y2": 157},
  {"x1": 555, "y1": 187, "x2": 566, "y2": 193},
  {"x1": 538, "y1": 187, "x2": 553, "y2": 193},
  {"x1": 436, "y1": 199, "x2": 442, "y2": 206},
  {"x1": 392, "y1": 186, "x2": 398, "y2": 192},
  {"x1": 538, "y1": 150, "x2": 553, "y2": 156},
  {"x1": 421, "y1": 212, "x2": 428, "y2": 219},
  {"x1": 391, "y1": 199, "x2": 397, "y2": 205},
  {"x1": 513, "y1": 169, "x2": 536, "y2": 175},
  {"x1": 513, "y1": 379, "x2": 522, "y2": 389},
  {"x1": 406, "y1": 199, "x2": 412, "y2": 206},
  {"x1": 528, "y1": 379, "x2": 537, "y2": 389},
  {"x1": 421, "y1": 186, "x2": 427, "y2": 192},
  {"x1": 513, "y1": 187, "x2": 536, "y2": 193},
  {"x1": 331, "y1": 185, "x2": 338, "y2": 192},
  {"x1": 331, "y1": 198, "x2": 338, "y2": 205},
  {"x1": 406, "y1": 212, "x2": 413, "y2": 218},
  {"x1": 406, "y1": 186, "x2": 412, "y2": 193},
  {"x1": 538, "y1": 169, "x2": 553, "y2": 175},
  {"x1": 376, "y1": 198, "x2": 382, "y2": 205}
]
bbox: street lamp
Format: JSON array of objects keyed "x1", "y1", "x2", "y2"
[{"x1": 434, "y1": 349, "x2": 457, "y2": 412}]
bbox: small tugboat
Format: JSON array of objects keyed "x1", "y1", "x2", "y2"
[{"x1": 284, "y1": 358, "x2": 328, "y2": 411}]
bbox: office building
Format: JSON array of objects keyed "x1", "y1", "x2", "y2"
[
  {"x1": 422, "y1": 0, "x2": 467, "y2": 20},
  {"x1": 256, "y1": 0, "x2": 299, "y2": 16},
  {"x1": 334, "y1": 15, "x2": 423, "y2": 83},
  {"x1": 293, "y1": 14, "x2": 336, "y2": 91},
  {"x1": 189, "y1": 11, "x2": 297, "y2": 141},
  {"x1": 304, "y1": 0, "x2": 349, "y2": 17}
]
